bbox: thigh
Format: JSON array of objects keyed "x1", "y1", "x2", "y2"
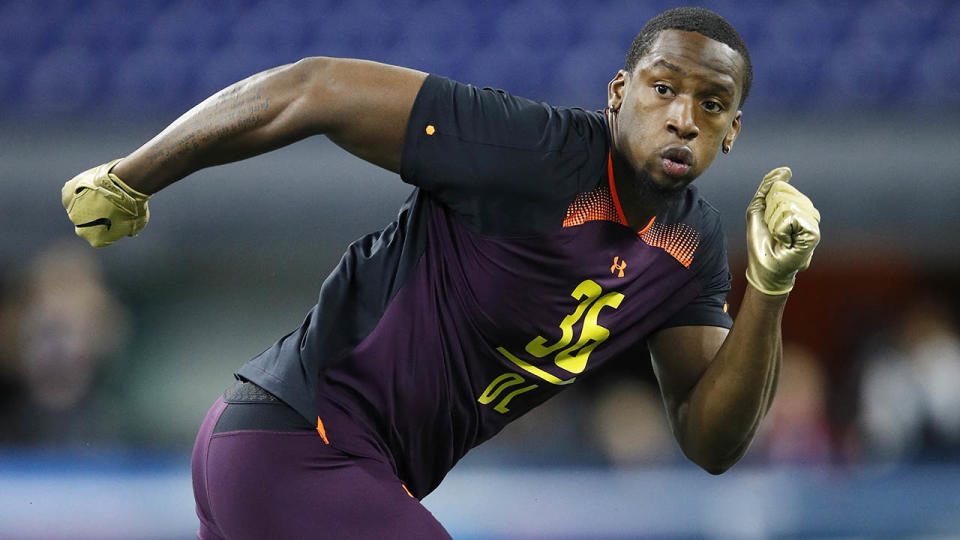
[{"x1": 195, "y1": 412, "x2": 450, "y2": 539}]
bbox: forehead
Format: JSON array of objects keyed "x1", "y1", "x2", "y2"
[{"x1": 637, "y1": 29, "x2": 744, "y2": 91}]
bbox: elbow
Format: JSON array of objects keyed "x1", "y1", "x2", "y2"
[
  {"x1": 701, "y1": 461, "x2": 734, "y2": 476},
  {"x1": 294, "y1": 55, "x2": 332, "y2": 73},
  {"x1": 286, "y1": 56, "x2": 339, "y2": 132},
  {"x1": 292, "y1": 56, "x2": 333, "y2": 94},
  {"x1": 290, "y1": 56, "x2": 351, "y2": 134},
  {"x1": 671, "y1": 405, "x2": 751, "y2": 475},
  {"x1": 687, "y1": 452, "x2": 736, "y2": 475},
  {"x1": 675, "y1": 417, "x2": 751, "y2": 475},
  {"x1": 682, "y1": 444, "x2": 744, "y2": 475}
]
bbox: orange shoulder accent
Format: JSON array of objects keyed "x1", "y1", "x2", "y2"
[
  {"x1": 563, "y1": 184, "x2": 621, "y2": 227},
  {"x1": 640, "y1": 221, "x2": 700, "y2": 268},
  {"x1": 316, "y1": 416, "x2": 330, "y2": 444}
]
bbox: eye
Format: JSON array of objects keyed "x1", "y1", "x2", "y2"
[
  {"x1": 703, "y1": 100, "x2": 724, "y2": 113},
  {"x1": 654, "y1": 84, "x2": 673, "y2": 97}
]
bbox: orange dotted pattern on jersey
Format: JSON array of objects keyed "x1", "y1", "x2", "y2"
[
  {"x1": 640, "y1": 221, "x2": 700, "y2": 268},
  {"x1": 562, "y1": 184, "x2": 624, "y2": 227},
  {"x1": 562, "y1": 182, "x2": 700, "y2": 268}
]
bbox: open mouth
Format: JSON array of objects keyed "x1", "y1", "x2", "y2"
[{"x1": 661, "y1": 146, "x2": 693, "y2": 177}]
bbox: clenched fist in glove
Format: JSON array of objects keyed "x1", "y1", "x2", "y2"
[
  {"x1": 61, "y1": 159, "x2": 150, "y2": 248},
  {"x1": 745, "y1": 167, "x2": 821, "y2": 295}
]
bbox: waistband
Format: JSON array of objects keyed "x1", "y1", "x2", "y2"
[
  {"x1": 213, "y1": 381, "x2": 314, "y2": 434},
  {"x1": 227, "y1": 374, "x2": 400, "y2": 474}
]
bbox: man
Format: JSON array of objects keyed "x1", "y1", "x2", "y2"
[{"x1": 61, "y1": 7, "x2": 820, "y2": 539}]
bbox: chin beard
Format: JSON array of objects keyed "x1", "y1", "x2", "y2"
[{"x1": 632, "y1": 169, "x2": 687, "y2": 213}]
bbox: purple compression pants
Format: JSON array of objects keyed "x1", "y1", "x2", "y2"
[{"x1": 191, "y1": 394, "x2": 452, "y2": 539}]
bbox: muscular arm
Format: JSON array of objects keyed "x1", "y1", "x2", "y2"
[
  {"x1": 648, "y1": 285, "x2": 785, "y2": 474},
  {"x1": 647, "y1": 166, "x2": 819, "y2": 474},
  {"x1": 112, "y1": 57, "x2": 428, "y2": 194}
]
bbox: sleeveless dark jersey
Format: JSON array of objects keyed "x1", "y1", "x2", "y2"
[{"x1": 236, "y1": 75, "x2": 733, "y2": 498}]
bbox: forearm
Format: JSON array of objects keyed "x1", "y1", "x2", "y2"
[
  {"x1": 61, "y1": 57, "x2": 425, "y2": 248},
  {"x1": 678, "y1": 285, "x2": 786, "y2": 473},
  {"x1": 112, "y1": 59, "x2": 323, "y2": 194}
]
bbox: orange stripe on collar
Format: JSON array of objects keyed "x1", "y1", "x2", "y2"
[{"x1": 607, "y1": 150, "x2": 655, "y2": 235}]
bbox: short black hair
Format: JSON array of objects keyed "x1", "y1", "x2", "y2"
[{"x1": 624, "y1": 7, "x2": 753, "y2": 107}]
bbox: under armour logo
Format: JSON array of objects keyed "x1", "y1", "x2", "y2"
[{"x1": 610, "y1": 256, "x2": 627, "y2": 278}]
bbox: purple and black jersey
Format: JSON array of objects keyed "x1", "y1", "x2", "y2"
[{"x1": 236, "y1": 75, "x2": 733, "y2": 498}]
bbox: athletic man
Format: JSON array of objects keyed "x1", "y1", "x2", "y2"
[{"x1": 61, "y1": 7, "x2": 820, "y2": 539}]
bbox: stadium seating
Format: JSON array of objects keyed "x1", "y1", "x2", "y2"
[{"x1": 1, "y1": 0, "x2": 956, "y2": 117}]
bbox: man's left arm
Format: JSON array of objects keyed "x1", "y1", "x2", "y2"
[{"x1": 648, "y1": 166, "x2": 820, "y2": 474}]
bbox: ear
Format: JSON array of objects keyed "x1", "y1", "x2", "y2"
[
  {"x1": 607, "y1": 70, "x2": 628, "y2": 111},
  {"x1": 723, "y1": 110, "x2": 742, "y2": 153}
]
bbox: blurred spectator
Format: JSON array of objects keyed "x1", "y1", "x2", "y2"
[
  {"x1": 470, "y1": 385, "x2": 602, "y2": 467},
  {"x1": 0, "y1": 241, "x2": 128, "y2": 445},
  {"x1": 858, "y1": 297, "x2": 960, "y2": 462},
  {"x1": 588, "y1": 379, "x2": 676, "y2": 466},
  {"x1": 752, "y1": 343, "x2": 833, "y2": 465},
  {"x1": 0, "y1": 273, "x2": 23, "y2": 433}
]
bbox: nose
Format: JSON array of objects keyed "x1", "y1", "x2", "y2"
[{"x1": 666, "y1": 97, "x2": 699, "y2": 141}]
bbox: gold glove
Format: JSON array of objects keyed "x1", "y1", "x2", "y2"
[
  {"x1": 61, "y1": 159, "x2": 150, "y2": 247},
  {"x1": 745, "y1": 167, "x2": 821, "y2": 295}
]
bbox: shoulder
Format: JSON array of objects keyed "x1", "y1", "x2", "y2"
[
  {"x1": 401, "y1": 75, "x2": 611, "y2": 235},
  {"x1": 410, "y1": 75, "x2": 607, "y2": 152}
]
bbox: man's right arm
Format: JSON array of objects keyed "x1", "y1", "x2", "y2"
[{"x1": 113, "y1": 57, "x2": 428, "y2": 194}]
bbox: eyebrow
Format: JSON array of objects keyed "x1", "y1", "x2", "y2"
[
  {"x1": 704, "y1": 81, "x2": 735, "y2": 98},
  {"x1": 653, "y1": 59, "x2": 684, "y2": 74}
]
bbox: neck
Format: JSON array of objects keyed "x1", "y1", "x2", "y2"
[{"x1": 608, "y1": 113, "x2": 682, "y2": 232}]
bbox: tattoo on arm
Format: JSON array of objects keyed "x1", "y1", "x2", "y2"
[{"x1": 146, "y1": 86, "x2": 272, "y2": 166}]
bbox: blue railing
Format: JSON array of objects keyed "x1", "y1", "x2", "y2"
[{"x1": 2, "y1": 449, "x2": 959, "y2": 538}]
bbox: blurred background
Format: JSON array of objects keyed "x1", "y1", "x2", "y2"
[{"x1": 2, "y1": 0, "x2": 960, "y2": 538}]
